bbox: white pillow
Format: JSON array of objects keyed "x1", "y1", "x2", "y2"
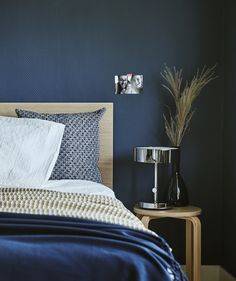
[{"x1": 0, "y1": 116, "x2": 65, "y2": 188}]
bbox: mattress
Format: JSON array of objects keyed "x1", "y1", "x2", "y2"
[
  {"x1": 0, "y1": 180, "x2": 187, "y2": 281},
  {"x1": 43, "y1": 179, "x2": 116, "y2": 198}
]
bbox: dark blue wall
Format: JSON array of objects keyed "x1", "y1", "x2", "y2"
[
  {"x1": 0, "y1": 0, "x2": 224, "y2": 264},
  {"x1": 222, "y1": 0, "x2": 236, "y2": 277}
]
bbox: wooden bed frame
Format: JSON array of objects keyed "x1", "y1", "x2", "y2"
[{"x1": 0, "y1": 103, "x2": 113, "y2": 189}]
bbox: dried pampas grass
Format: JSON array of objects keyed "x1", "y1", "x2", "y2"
[{"x1": 161, "y1": 65, "x2": 217, "y2": 146}]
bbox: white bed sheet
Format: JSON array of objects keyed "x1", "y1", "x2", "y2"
[{"x1": 42, "y1": 180, "x2": 115, "y2": 198}]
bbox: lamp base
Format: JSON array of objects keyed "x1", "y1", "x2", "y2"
[{"x1": 137, "y1": 202, "x2": 172, "y2": 210}]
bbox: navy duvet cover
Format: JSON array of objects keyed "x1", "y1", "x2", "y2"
[{"x1": 0, "y1": 212, "x2": 187, "y2": 281}]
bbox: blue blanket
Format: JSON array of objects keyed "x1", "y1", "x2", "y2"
[{"x1": 0, "y1": 213, "x2": 187, "y2": 281}]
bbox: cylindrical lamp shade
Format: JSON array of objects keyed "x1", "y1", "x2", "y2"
[{"x1": 134, "y1": 146, "x2": 179, "y2": 164}]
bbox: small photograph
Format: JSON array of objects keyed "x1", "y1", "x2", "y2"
[{"x1": 115, "y1": 74, "x2": 143, "y2": 94}]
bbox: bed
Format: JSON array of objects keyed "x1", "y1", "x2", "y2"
[{"x1": 0, "y1": 103, "x2": 186, "y2": 281}]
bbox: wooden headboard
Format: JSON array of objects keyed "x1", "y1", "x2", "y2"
[{"x1": 0, "y1": 103, "x2": 113, "y2": 189}]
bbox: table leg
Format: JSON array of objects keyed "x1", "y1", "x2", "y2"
[
  {"x1": 185, "y1": 217, "x2": 201, "y2": 281},
  {"x1": 141, "y1": 216, "x2": 151, "y2": 228},
  {"x1": 191, "y1": 217, "x2": 201, "y2": 281},
  {"x1": 186, "y1": 220, "x2": 193, "y2": 280}
]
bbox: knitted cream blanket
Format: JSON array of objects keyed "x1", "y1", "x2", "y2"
[{"x1": 0, "y1": 188, "x2": 152, "y2": 234}]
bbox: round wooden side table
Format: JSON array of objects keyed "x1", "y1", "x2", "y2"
[{"x1": 133, "y1": 205, "x2": 202, "y2": 281}]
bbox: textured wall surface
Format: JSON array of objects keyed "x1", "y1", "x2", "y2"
[
  {"x1": 222, "y1": 0, "x2": 236, "y2": 277},
  {"x1": 0, "y1": 0, "x2": 224, "y2": 264}
]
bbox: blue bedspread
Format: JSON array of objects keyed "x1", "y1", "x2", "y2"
[{"x1": 0, "y1": 212, "x2": 187, "y2": 281}]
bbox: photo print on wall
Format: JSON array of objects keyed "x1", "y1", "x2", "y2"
[{"x1": 115, "y1": 74, "x2": 143, "y2": 94}]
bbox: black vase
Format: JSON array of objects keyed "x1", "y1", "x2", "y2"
[{"x1": 167, "y1": 148, "x2": 189, "y2": 207}]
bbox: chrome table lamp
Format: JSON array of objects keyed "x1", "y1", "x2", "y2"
[{"x1": 134, "y1": 146, "x2": 179, "y2": 210}]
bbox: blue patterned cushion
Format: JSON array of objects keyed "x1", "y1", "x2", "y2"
[{"x1": 15, "y1": 108, "x2": 105, "y2": 183}]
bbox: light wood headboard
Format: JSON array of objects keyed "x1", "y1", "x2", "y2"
[{"x1": 0, "y1": 103, "x2": 113, "y2": 189}]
